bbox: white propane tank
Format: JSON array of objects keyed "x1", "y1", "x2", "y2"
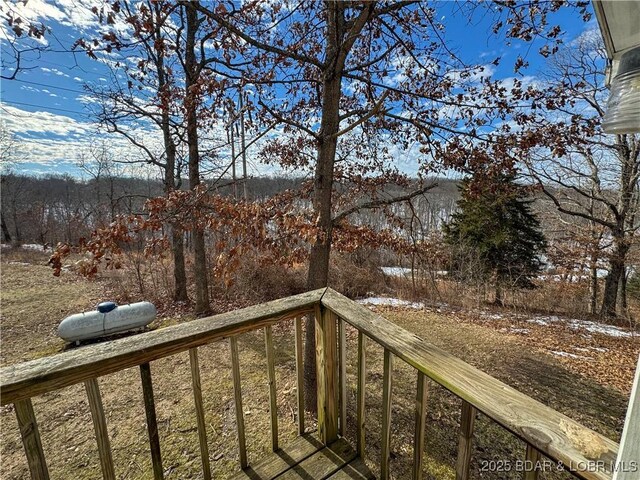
[{"x1": 58, "y1": 301, "x2": 156, "y2": 342}]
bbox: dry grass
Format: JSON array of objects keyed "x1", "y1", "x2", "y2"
[
  {"x1": 1, "y1": 256, "x2": 635, "y2": 479},
  {"x1": 392, "y1": 274, "x2": 640, "y2": 328}
]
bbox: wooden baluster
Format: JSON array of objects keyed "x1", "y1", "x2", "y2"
[
  {"x1": 139, "y1": 363, "x2": 164, "y2": 480},
  {"x1": 189, "y1": 348, "x2": 211, "y2": 480},
  {"x1": 230, "y1": 336, "x2": 248, "y2": 469},
  {"x1": 15, "y1": 398, "x2": 49, "y2": 480},
  {"x1": 413, "y1": 372, "x2": 428, "y2": 480},
  {"x1": 338, "y1": 317, "x2": 347, "y2": 437},
  {"x1": 455, "y1": 400, "x2": 476, "y2": 480},
  {"x1": 264, "y1": 326, "x2": 278, "y2": 451},
  {"x1": 294, "y1": 316, "x2": 305, "y2": 435},
  {"x1": 356, "y1": 332, "x2": 366, "y2": 459},
  {"x1": 523, "y1": 444, "x2": 541, "y2": 480},
  {"x1": 84, "y1": 378, "x2": 116, "y2": 480},
  {"x1": 381, "y1": 348, "x2": 393, "y2": 480},
  {"x1": 315, "y1": 304, "x2": 338, "y2": 445}
]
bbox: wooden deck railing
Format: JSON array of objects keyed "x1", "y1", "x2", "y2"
[{"x1": 0, "y1": 288, "x2": 620, "y2": 480}]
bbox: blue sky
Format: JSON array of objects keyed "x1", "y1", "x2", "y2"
[{"x1": 0, "y1": 1, "x2": 600, "y2": 179}]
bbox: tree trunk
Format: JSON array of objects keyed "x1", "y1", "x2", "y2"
[
  {"x1": 494, "y1": 281, "x2": 503, "y2": 307},
  {"x1": 154, "y1": 2, "x2": 188, "y2": 303},
  {"x1": 303, "y1": 3, "x2": 344, "y2": 414},
  {"x1": 185, "y1": 2, "x2": 210, "y2": 314},
  {"x1": 172, "y1": 229, "x2": 188, "y2": 302},
  {"x1": 600, "y1": 234, "x2": 628, "y2": 317},
  {"x1": 589, "y1": 255, "x2": 598, "y2": 315},
  {"x1": 12, "y1": 202, "x2": 20, "y2": 242},
  {"x1": 1, "y1": 213, "x2": 11, "y2": 243},
  {"x1": 617, "y1": 266, "x2": 628, "y2": 314}
]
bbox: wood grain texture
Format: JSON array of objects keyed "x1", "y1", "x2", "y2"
[
  {"x1": 14, "y1": 398, "x2": 49, "y2": 480},
  {"x1": 356, "y1": 332, "x2": 367, "y2": 459},
  {"x1": 524, "y1": 444, "x2": 541, "y2": 480},
  {"x1": 338, "y1": 318, "x2": 347, "y2": 437},
  {"x1": 264, "y1": 326, "x2": 279, "y2": 451},
  {"x1": 327, "y1": 457, "x2": 375, "y2": 480},
  {"x1": 294, "y1": 316, "x2": 305, "y2": 435},
  {"x1": 613, "y1": 354, "x2": 640, "y2": 480},
  {"x1": 321, "y1": 288, "x2": 618, "y2": 480},
  {"x1": 381, "y1": 349, "x2": 394, "y2": 480},
  {"x1": 230, "y1": 336, "x2": 248, "y2": 469},
  {"x1": 230, "y1": 433, "x2": 323, "y2": 480},
  {"x1": 1, "y1": 289, "x2": 324, "y2": 405},
  {"x1": 455, "y1": 400, "x2": 476, "y2": 480},
  {"x1": 315, "y1": 304, "x2": 338, "y2": 445},
  {"x1": 84, "y1": 378, "x2": 115, "y2": 480},
  {"x1": 140, "y1": 363, "x2": 163, "y2": 480},
  {"x1": 277, "y1": 438, "x2": 355, "y2": 480},
  {"x1": 189, "y1": 348, "x2": 211, "y2": 480},
  {"x1": 413, "y1": 371, "x2": 428, "y2": 480}
]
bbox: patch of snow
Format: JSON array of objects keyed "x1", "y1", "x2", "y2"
[
  {"x1": 381, "y1": 267, "x2": 413, "y2": 277},
  {"x1": 526, "y1": 315, "x2": 561, "y2": 326},
  {"x1": 8, "y1": 261, "x2": 30, "y2": 266},
  {"x1": 510, "y1": 328, "x2": 530, "y2": 334},
  {"x1": 588, "y1": 346, "x2": 609, "y2": 352},
  {"x1": 537, "y1": 274, "x2": 588, "y2": 283},
  {"x1": 357, "y1": 297, "x2": 425, "y2": 310},
  {"x1": 21, "y1": 244, "x2": 47, "y2": 251},
  {"x1": 380, "y1": 267, "x2": 448, "y2": 277},
  {"x1": 524, "y1": 314, "x2": 632, "y2": 338},
  {"x1": 550, "y1": 350, "x2": 593, "y2": 360},
  {"x1": 566, "y1": 319, "x2": 633, "y2": 338}
]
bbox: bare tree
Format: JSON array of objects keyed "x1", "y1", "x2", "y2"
[
  {"x1": 197, "y1": 0, "x2": 584, "y2": 410},
  {"x1": 79, "y1": 1, "x2": 191, "y2": 302},
  {"x1": 524, "y1": 35, "x2": 640, "y2": 317}
]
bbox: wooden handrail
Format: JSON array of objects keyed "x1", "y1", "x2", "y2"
[
  {"x1": 1, "y1": 287, "x2": 624, "y2": 480},
  {"x1": 321, "y1": 288, "x2": 619, "y2": 480},
  {"x1": 0, "y1": 289, "x2": 324, "y2": 405}
]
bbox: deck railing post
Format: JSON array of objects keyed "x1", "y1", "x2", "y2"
[
  {"x1": 139, "y1": 363, "x2": 164, "y2": 480},
  {"x1": 229, "y1": 336, "x2": 248, "y2": 469},
  {"x1": 338, "y1": 318, "x2": 347, "y2": 437},
  {"x1": 264, "y1": 326, "x2": 279, "y2": 451},
  {"x1": 455, "y1": 400, "x2": 476, "y2": 480},
  {"x1": 413, "y1": 371, "x2": 428, "y2": 480},
  {"x1": 15, "y1": 398, "x2": 49, "y2": 480},
  {"x1": 189, "y1": 348, "x2": 211, "y2": 480},
  {"x1": 381, "y1": 348, "x2": 394, "y2": 480},
  {"x1": 84, "y1": 378, "x2": 116, "y2": 480},
  {"x1": 356, "y1": 332, "x2": 367, "y2": 459},
  {"x1": 523, "y1": 444, "x2": 541, "y2": 480},
  {"x1": 315, "y1": 304, "x2": 338, "y2": 445},
  {"x1": 294, "y1": 316, "x2": 305, "y2": 435}
]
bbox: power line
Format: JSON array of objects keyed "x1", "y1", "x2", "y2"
[
  {"x1": 1, "y1": 100, "x2": 90, "y2": 116},
  {"x1": 9, "y1": 78, "x2": 87, "y2": 95}
]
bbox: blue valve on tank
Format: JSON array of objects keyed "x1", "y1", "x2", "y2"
[{"x1": 97, "y1": 301, "x2": 117, "y2": 313}]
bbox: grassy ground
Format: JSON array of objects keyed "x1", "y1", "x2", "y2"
[{"x1": 1, "y1": 252, "x2": 637, "y2": 479}]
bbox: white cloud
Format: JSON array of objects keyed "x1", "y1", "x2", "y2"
[
  {"x1": 76, "y1": 94, "x2": 100, "y2": 104},
  {"x1": 0, "y1": 103, "x2": 160, "y2": 171}
]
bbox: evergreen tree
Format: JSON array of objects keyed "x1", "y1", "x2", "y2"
[{"x1": 444, "y1": 175, "x2": 547, "y2": 305}]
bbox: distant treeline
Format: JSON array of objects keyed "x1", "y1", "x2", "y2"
[{"x1": 0, "y1": 173, "x2": 461, "y2": 246}]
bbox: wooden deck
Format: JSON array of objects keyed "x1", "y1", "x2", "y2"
[
  {"x1": 0, "y1": 288, "x2": 626, "y2": 480},
  {"x1": 231, "y1": 434, "x2": 373, "y2": 480}
]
